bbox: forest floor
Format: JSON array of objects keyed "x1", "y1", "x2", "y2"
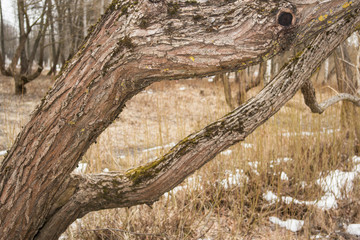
[{"x1": 0, "y1": 74, "x2": 360, "y2": 240}]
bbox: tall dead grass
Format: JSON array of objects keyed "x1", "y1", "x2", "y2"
[{"x1": 0, "y1": 76, "x2": 359, "y2": 239}]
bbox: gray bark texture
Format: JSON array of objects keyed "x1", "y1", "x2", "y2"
[{"x1": 0, "y1": 0, "x2": 360, "y2": 239}]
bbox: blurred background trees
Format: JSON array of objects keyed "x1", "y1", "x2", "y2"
[
  {"x1": 0, "y1": 0, "x2": 111, "y2": 94},
  {"x1": 0, "y1": 0, "x2": 358, "y2": 100}
]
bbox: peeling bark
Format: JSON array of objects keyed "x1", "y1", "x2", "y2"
[{"x1": 0, "y1": 0, "x2": 360, "y2": 239}]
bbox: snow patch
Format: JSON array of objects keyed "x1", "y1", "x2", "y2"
[
  {"x1": 0, "y1": 150, "x2": 7, "y2": 156},
  {"x1": 242, "y1": 143, "x2": 253, "y2": 149},
  {"x1": 269, "y1": 216, "x2": 304, "y2": 232},
  {"x1": 282, "y1": 129, "x2": 339, "y2": 137},
  {"x1": 280, "y1": 172, "x2": 289, "y2": 181},
  {"x1": 220, "y1": 169, "x2": 247, "y2": 189},
  {"x1": 353, "y1": 155, "x2": 360, "y2": 164},
  {"x1": 346, "y1": 224, "x2": 360, "y2": 236},
  {"x1": 310, "y1": 234, "x2": 330, "y2": 239},
  {"x1": 163, "y1": 176, "x2": 202, "y2": 198},
  {"x1": 220, "y1": 149, "x2": 232, "y2": 156},
  {"x1": 73, "y1": 163, "x2": 87, "y2": 174},
  {"x1": 263, "y1": 191, "x2": 278, "y2": 204},
  {"x1": 317, "y1": 170, "x2": 357, "y2": 199}
]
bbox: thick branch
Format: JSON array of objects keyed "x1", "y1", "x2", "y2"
[
  {"x1": 301, "y1": 80, "x2": 360, "y2": 114},
  {"x1": 36, "y1": 5, "x2": 360, "y2": 238}
]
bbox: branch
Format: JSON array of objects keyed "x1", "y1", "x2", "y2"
[
  {"x1": 301, "y1": 80, "x2": 360, "y2": 114},
  {"x1": 22, "y1": 66, "x2": 43, "y2": 84},
  {"x1": 35, "y1": 6, "x2": 360, "y2": 238}
]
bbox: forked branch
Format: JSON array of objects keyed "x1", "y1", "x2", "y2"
[
  {"x1": 301, "y1": 80, "x2": 360, "y2": 114},
  {"x1": 35, "y1": 6, "x2": 360, "y2": 239}
]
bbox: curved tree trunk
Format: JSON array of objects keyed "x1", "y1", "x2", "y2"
[{"x1": 0, "y1": 0, "x2": 360, "y2": 239}]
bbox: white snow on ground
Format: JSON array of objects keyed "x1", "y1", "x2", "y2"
[
  {"x1": 346, "y1": 224, "x2": 360, "y2": 236},
  {"x1": 310, "y1": 235, "x2": 330, "y2": 239},
  {"x1": 164, "y1": 168, "x2": 248, "y2": 198},
  {"x1": 0, "y1": 150, "x2": 7, "y2": 156},
  {"x1": 220, "y1": 169, "x2": 247, "y2": 189},
  {"x1": 353, "y1": 155, "x2": 360, "y2": 165},
  {"x1": 164, "y1": 175, "x2": 203, "y2": 198},
  {"x1": 263, "y1": 156, "x2": 360, "y2": 210},
  {"x1": 280, "y1": 172, "x2": 289, "y2": 181},
  {"x1": 273, "y1": 157, "x2": 292, "y2": 164},
  {"x1": 263, "y1": 191, "x2": 278, "y2": 204},
  {"x1": 59, "y1": 220, "x2": 82, "y2": 240},
  {"x1": 248, "y1": 161, "x2": 260, "y2": 175},
  {"x1": 73, "y1": 163, "x2": 87, "y2": 174},
  {"x1": 317, "y1": 170, "x2": 357, "y2": 199},
  {"x1": 243, "y1": 143, "x2": 253, "y2": 149},
  {"x1": 248, "y1": 161, "x2": 259, "y2": 169},
  {"x1": 269, "y1": 216, "x2": 304, "y2": 232},
  {"x1": 220, "y1": 149, "x2": 233, "y2": 156},
  {"x1": 220, "y1": 144, "x2": 253, "y2": 156},
  {"x1": 178, "y1": 86, "x2": 186, "y2": 91},
  {"x1": 282, "y1": 128, "x2": 339, "y2": 137},
  {"x1": 264, "y1": 190, "x2": 338, "y2": 210}
]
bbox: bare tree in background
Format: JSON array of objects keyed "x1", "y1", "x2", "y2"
[
  {"x1": 46, "y1": 0, "x2": 110, "y2": 75},
  {"x1": 334, "y1": 41, "x2": 360, "y2": 153},
  {"x1": 0, "y1": 0, "x2": 359, "y2": 239},
  {"x1": 0, "y1": 0, "x2": 5, "y2": 63},
  {"x1": 0, "y1": 0, "x2": 49, "y2": 94}
]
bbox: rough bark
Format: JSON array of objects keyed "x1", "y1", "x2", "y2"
[{"x1": 0, "y1": 0, "x2": 359, "y2": 239}]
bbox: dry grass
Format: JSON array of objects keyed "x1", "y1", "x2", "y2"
[{"x1": 0, "y1": 74, "x2": 359, "y2": 240}]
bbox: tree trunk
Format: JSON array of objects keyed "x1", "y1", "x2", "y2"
[
  {"x1": 222, "y1": 73, "x2": 234, "y2": 109},
  {"x1": 334, "y1": 42, "x2": 360, "y2": 154},
  {"x1": 237, "y1": 69, "x2": 247, "y2": 105},
  {"x1": 0, "y1": 0, "x2": 5, "y2": 63},
  {"x1": 0, "y1": 1, "x2": 359, "y2": 239}
]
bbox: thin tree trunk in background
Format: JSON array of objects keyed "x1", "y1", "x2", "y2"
[
  {"x1": 222, "y1": 73, "x2": 234, "y2": 109},
  {"x1": 27, "y1": 1, "x2": 48, "y2": 72},
  {"x1": 18, "y1": 0, "x2": 28, "y2": 75},
  {"x1": 47, "y1": 0, "x2": 57, "y2": 75},
  {"x1": 258, "y1": 61, "x2": 266, "y2": 88},
  {"x1": 334, "y1": 42, "x2": 360, "y2": 154},
  {"x1": 323, "y1": 58, "x2": 329, "y2": 85},
  {"x1": 237, "y1": 70, "x2": 246, "y2": 105},
  {"x1": 83, "y1": 0, "x2": 87, "y2": 37},
  {"x1": 0, "y1": 0, "x2": 5, "y2": 63},
  {"x1": 101, "y1": 0, "x2": 105, "y2": 15}
]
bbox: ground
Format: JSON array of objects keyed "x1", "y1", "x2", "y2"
[{"x1": 1, "y1": 74, "x2": 359, "y2": 240}]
